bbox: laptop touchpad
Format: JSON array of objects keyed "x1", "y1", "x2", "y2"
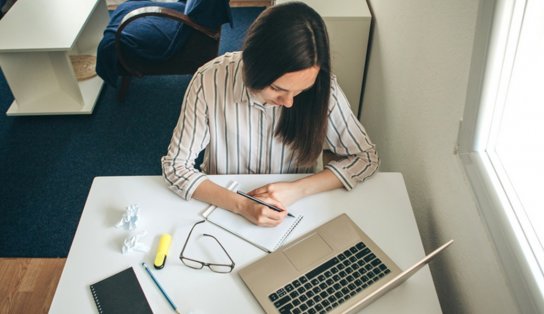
[{"x1": 284, "y1": 233, "x2": 333, "y2": 270}]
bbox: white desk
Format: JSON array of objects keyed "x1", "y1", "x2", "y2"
[
  {"x1": 49, "y1": 173, "x2": 442, "y2": 313},
  {"x1": 0, "y1": 0, "x2": 109, "y2": 116}
]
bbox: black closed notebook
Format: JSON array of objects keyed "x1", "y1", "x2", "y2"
[{"x1": 89, "y1": 267, "x2": 153, "y2": 314}]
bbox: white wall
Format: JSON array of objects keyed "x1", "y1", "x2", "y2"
[{"x1": 361, "y1": 1, "x2": 519, "y2": 313}]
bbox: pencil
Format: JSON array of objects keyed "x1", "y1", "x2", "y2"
[
  {"x1": 142, "y1": 262, "x2": 181, "y2": 314},
  {"x1": 237, "y1": 190, "x2": 295, "y2": 218}
]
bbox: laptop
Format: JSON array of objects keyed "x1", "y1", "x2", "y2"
[{"x1": 239, "y1": 213, "x2": 453, "y2": 314}]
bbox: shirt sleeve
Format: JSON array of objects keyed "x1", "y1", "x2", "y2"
[
  {"x1": 161, "y1": 72, "x2": 209, "y2": 200},
  {"x1": 324, "y1": 77, "x2": 380, "y2": 190}
]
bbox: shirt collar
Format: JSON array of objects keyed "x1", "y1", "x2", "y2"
[
  {"x1": 233, "y1": 55, "x2": 276, "y2": 111},
  {"x1": 241, "y1": 85, "x2": 278, "y2": 111}
]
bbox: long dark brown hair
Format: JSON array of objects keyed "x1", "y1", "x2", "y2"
[{"x1": 242, "y1": 2, "x2": 331, "y2": 166}]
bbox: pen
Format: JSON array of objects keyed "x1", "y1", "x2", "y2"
[
  {"x1": 237, "y1": 190, "x2": 295, "y2": 218},
  {"x1": 141, "y1": 262, "x2": 181, "y2": 314}
]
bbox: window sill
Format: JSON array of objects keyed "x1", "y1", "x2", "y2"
[{"x1": 459, "y1": 151, "x2": 544, "y2": 313}]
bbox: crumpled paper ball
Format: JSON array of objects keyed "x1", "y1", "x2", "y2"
[
  {"x1": 116, "y1": 204, "x2": 140, "y2": 230},
  {"x1": 121, "y1": 230, "x2": 149, "y2": 254}
]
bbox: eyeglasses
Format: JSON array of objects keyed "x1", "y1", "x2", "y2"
[{"x1": 179, "y1": 220, "x2": 235, "y2": 273}]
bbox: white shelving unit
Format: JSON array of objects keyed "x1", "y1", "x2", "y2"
[{"x1": 0, "y1": 0, "x2": 109, "y2": 116}]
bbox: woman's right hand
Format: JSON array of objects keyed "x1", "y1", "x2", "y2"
[
  {"x1": 192, "y1": 180, "x2": 288, "y2": 227},
  {"x1": 235, "y1": 195, "x2": 288, "y2": 227}
]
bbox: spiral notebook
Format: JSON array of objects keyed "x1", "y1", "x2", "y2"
[
  {"x1": 203, "y1": 206, "x2": 303, "y2": 253},
  {"x1": 89, "y1": 267, "x2": 152, "y2": 314}
]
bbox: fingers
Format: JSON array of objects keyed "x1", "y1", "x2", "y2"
[
  {"x1": 248, "y1": 189, "x2": 284, "y2": 209},
  {"x1": 265, "y1": 197, "x2": 287, "y2": 211},
  {"x1": 247, "y1": 186, "x2": 268, "y2": 196},
  {"x1": 242, "y1": 202, "x2": 287, "y2": 227},
  {"x1": 239, "y1": 187, "x2": 290, "y2": 226},
  {"x1": 256, "y1": 206, "x2": 287, "y2": 227},
  {"x1": 248, "y1": 182, "x2": 296, "y2": 208}
]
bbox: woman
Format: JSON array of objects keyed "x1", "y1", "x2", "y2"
[{"x1": 161, "y1": 2, "x2": 379, "y2": 227}]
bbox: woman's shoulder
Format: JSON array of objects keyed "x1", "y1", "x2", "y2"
[
  {"x1": 330, "y1": 73, "x2": 339, "y2": 88},
  {"x1": 327, "y1": 74, "x2": 352, "y2": 114},
  {"x1": 196, "y1": 52, "x2": 243, "y2": 76}
]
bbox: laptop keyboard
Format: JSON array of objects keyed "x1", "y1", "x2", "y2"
[{"x1": 268, "y1": 242, "x2": 391, "y2": 314}]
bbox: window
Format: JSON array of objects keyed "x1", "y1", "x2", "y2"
[{"x1": 458, "y1": 0, "x2": 544, "y2": 312}]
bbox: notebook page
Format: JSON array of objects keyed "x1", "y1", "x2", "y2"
[{"x1": 206, "y1": 207, "x2": 303, "y2": 253}]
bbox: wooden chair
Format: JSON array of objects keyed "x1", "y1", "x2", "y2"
[
  {"x1": 95, "y1": 0, "x2": 231, "y2": 101},
  {"x1": 115, "y1": 6, "x2": 222, "y2": 101}
]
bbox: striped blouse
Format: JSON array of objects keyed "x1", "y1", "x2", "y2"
[{"x1": 161, "y1": 52, "x2": 379, "y2": 200}]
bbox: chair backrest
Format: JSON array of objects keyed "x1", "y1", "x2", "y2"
[
  {"x1": 95, "y1": 0, "x2": 232, "y2": 94},
  {"x1": 184, "y1": 0, "x2": 233, "y2": 29},
  {"x1": 115, "y1": 0, "x2": 232, "y2": 76},
  {"x1": 169, "y1": 0, "x2": 232, "y2": 59},
  {"x1": 116, "y1": 7, "x2": 221, "y2": 76}
]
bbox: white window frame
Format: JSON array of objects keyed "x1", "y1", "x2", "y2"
[{"x1": 458, "y1": 0, "x2": 544, "y2": 312}]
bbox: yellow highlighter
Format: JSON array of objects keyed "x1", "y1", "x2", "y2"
[{"x1": 154, "y1": 234, "x2": 172, "y2": 269}]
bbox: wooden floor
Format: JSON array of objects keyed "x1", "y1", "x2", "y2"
[{"x1": 0, "y1": 258, "x2": 65, "y2": 314}]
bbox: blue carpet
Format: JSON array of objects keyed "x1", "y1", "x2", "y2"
[{"x1": 0, "y1": 7, "x2": 264, "y2": 257}]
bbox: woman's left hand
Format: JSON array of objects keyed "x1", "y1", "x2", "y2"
[
  {"x1": 248, "y1": 170, "x2": 344, "y2": 208},
  {"x1": 247, "y1": 181, "x2": 303, "y2": 208}
]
